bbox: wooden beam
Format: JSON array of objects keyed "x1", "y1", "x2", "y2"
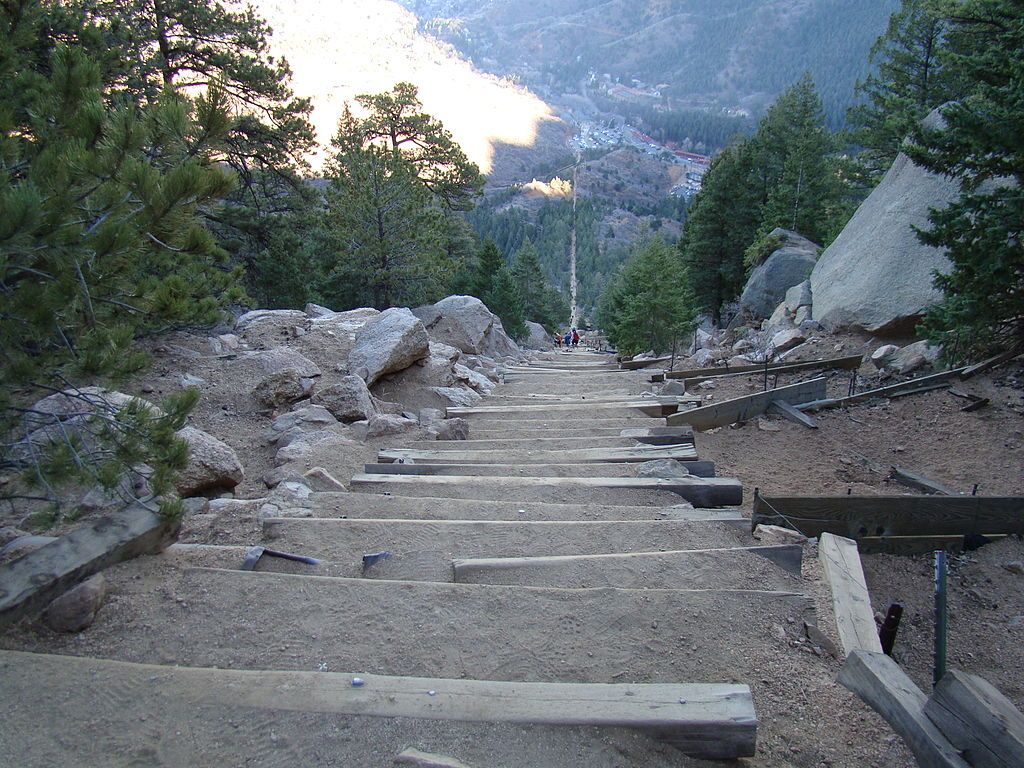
[
  {"x1": 751, "y1": 495, "x2": 1024, "y2": 538},
  {"x1": 655, "y1": 354, "x2": 864, "y2": 383},
  {"x1": 618, "y1": 356, "x2": 672, "y2": 370},
  {"x1": 448, "y1": 398, "x2": 700, "y2": 418},
  {"x1": 838, "y1": 650, "x2": 971, "y2": 768},
  {"x1": 888, "y1": 467, "x2": 957, "y2": 496},
  {"x1": 819, "y1": 533, "x2": 883, "y2": 656},
  {"x1": 666, "y1": 378, "x2": 827, "y2": 430},
  {"x1": 364, "y1": 461, "x2": 719, "y2": 478},
  {"x1": 853, "y1": 536, "x2": 1009, "y2": 556},
  {"x1": 0, "y1": 504, "x2": 179, "y2": 630},
  {"x1": 0, "y1": 650, "x2": 758, "y2": 759},
  {"x1": 768, "y1": 399, "x2": 818, "y2": 429},
  {"x1": 799, "y1": 368, "x2": 969, "y2": 412},
  {"x1": 924, "y1": 669, "x2": 1024, "y2": 768},
  {"x1": 961, "y1": 348, "x2": 1023, "y2": 379},
  {"x1": 379, "y1": 444, "x2": 699, "y2": 465}
]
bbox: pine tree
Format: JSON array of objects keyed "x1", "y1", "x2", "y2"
[
  {"x1": 511, "y1": 239, "x2": 548, "y2": 324},
  {"x1": 907, "y1": 0, "x2": 1024, "y2": 356},
  {"x1": 848, "y1": 0, "x2": 962, "y2": 177},
  {"x1": 472, "y1": 238, "x2": 505, "y2": 299},
  {"x1": 484, "y1": 267, "x2": 527, "y2": 341},
  {"x1": 1, "y1": 4, "x2": 241, "y2": 516}
]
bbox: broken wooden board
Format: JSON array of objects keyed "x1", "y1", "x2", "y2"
[
  {"x1": 924, "y1": 669, "x2": 1024, "y2": 768},
  {"x1": 349, "y1": 473, "x2": 743, "y2": 508},
  {"x1": 799, "y1": 368, "x2": 969, "y2": 412},
  {"x1": 0, "y1": 650, "x2": 757, "y2": 760},
  {"x1": 364, "y1": 460, "x2": 718, "y2": 478},
  {"x1": 751, "y1": 495, "x2": 1024, "y2": 538},
  {"x1": 651, "y1": 354, "x2": 863, "y2": 383},
  {"x1": 665, "y1": 378, "x2": 827, "y2": 430},
  {"x1": 379, "y1": 444, "x2": 699, "y2": 465},
  {"x1": 819, "y1": 533, "x2": 883, "y2": 656},
  {"x1": 452, "y1": 545, "x2": 804, "y2": 589},
  {"x1": 0, "y1": 504, "x2": 179, "y2": 630},
  {"x1": 888, "y1": 467, "x2": 957, "y2": 496},
  {"x1": 768, "y1": 399, "x2": 818, "y2": 429},
  {"x1": 839, "y1": 651, "x2": 971, "y2": 768}
]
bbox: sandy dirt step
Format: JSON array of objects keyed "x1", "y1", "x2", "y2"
[
  {"x1": 452, "y1": 546, "x2": 803, "y2": 590},
  {"x1": 349, "y1": 474, "x2": 742, "y2": 507},
  {"x1": 363, "y1": 461, "x2": 717, "y2": 478},
  {"x1": 0, "y1": 650, "x2": 714, "y2": 768},
  {"x1": 448, "y1": 403, "x2": 692, "y2": 419},
  {"x1": 259, "y1": 519, "x2": 752, "y2": 580},
  {"x1": 403, "y1": 436, "x2": 690, "y2": 451},
  {"x1": 379, "y1": 444, "x2": 696, "y2": 465},
  {"x1": 294, "y1": 493, "x2": 746, "y2": 523},
  {"x1": 2, "y1": 564, "x2": 810, "y2": 687}
]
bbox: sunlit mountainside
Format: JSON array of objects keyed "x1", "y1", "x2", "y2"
[{"x1": 254, "y1": 0, "x2": 571, "y2": 181}]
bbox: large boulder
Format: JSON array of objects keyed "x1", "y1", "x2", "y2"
[
  {"x1": 413, "y1": 295, "x2": 495, "y2": 354},
  {"x1": 524, "y1": 321, "x2": 554, "y2": 350},
  {"x1": 243, "y1": 348, "x2": 321, "y2": 379},
  {"x1": 312, "y1": 375, "x2": 376, "y2": 423},
  {"x1": 810, "y1": 109, "x2": 960, "y2": 334},
  {"x1": 739, "y1": 229, "x2": 819, "y2": 319},
  {"x1": 234, "y1": 309, "x2": 308, "y2": 348},
  {"x1": 348, "y1": 308, "x2": 430, "y2": 386},
  {"x1": 481, "y1": 318, "x2": 523, "y2": 360},
  {"x1": 176, "y1": 426, "x2": 244, "y2": 496}
]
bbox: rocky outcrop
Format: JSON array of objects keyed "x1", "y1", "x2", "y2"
[
  {"x1": 525, "y1": 321, "x2": 553, "y2": 350},
  {"x1": 413, "y1": 295, "x2": 495, "y2": 355},
  {"x1": 244, "y1": 348, "x2": 321, "y2": 379},
  {"x1": 809, "y1": 109, "x2": 959, "y2": 334},
  {"x1": 312, "y1": 375, "x2": 376, "y2": 423},
  {"x1": 740, "y1": 229, "x2": 819, "y2": 319},
  {"x1": 348, "y1": 308, "x2": 430, "y2": 387},
  {"x1": 251, "y1": 369, "x2": 314, "y2": 408},
  {"x1": 175, "y1": 426, "x2": 244, "y2": 496}
]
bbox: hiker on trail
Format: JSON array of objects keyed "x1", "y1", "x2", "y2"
[
  {"x1": 555, "y1": 333, "x2": 562, "y2": 348},
  {"x1": 571, "y1": 328, "x2": 580, "y2": 347},
  {"x1": 563, "y1": 330, "x2": 572, "y2": 347}
]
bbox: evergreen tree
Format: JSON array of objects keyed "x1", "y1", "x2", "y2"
[
  {"x1": 907, "y1": 0, "x2": 1024, "y2": 357},
  {"x1": 472, "y1": 238, "x2": 505, "y2": 298},
  {"x1": 1, "y1": 4, "x2": 241, "y2": 516},
  {"x1": 848, "y1": 0, "x2": 961, "y2": 177},
  {"x1": 511, "y1": 239, "x2": 547, "y2": 323},
  {"x1": 598, "y1": 239, "x2": 697, "y2": 356},
  {"x1": 484, "y1": 267, "x2": 527, "y2": 341}
]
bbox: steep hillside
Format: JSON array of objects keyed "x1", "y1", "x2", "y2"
[
  {"x1": 401, "y1": 0, "x2": 900, "y2": 125},
  {"x1": 251, "y1": 0, "x2": 570, "y2": 182}
]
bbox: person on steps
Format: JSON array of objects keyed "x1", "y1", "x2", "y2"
[
  {"x1": 571, "y1": 328, "x2": 580, "y2": 347},
  {"x1": 563, "y1": 330, "x2": 572, "y2": 347},
  {"x1": 555, "y1": 333, "x2": 562, "y2": 348}
]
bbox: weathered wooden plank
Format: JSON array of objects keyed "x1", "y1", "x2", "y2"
[
  {"x1": 379, "y1": 444, "x2": 699, "y2": 465},
  {"x1": 448, "y1": 398, "x2": 700, "y2": 418},
  {"x1": 665, "y1": 378, "x2": 827, "y2": 430},
  {"x1": 799, "y1": 368, "x2": 969, "y2": 412},
  {"x1": 0, "y1": 650, "x2": 757, "y2": 759},
  {"x1": 619, "y1": 356, "x2": 672, "y2": 370},
  {"x1": 888, "y1": 467, "x2": 957, "y2": 496},
  {"x1": 408, "y1": 436, "x2": 688, "y2": 451},
  {"x1": 768, "y1": 399, "x2": 818, "y2": 429},
  {"x1": 349, "y1": 473, "x2": 743, "y2": 507},
  {"x1": 751, "y1": 495, "x2": 1024, "y2": 538},
  {"x1": 961, "y1": 349, "x2": 1023, "y2": 379},
  {"x1": 364, "y1": 461, "x2": 718, "y2": 478},
  {"x1": 854, "y1": 536, "x2": 997, "y2": 556},
  {"x1": 0, "y1": 504, "x2": 179, "y2": 630},
  {"x1": 924, "y1": 669, "x2": 1024, "y2": 768},
  {"x1": 819, "y1": 533, "x2": 883, "y2": 656},
  {"x1": 839, "y1": 651, "x2": 971, "y2": 768},
  {"x1": 654, "y1": 354, "x2": 864, "y2": 383}
]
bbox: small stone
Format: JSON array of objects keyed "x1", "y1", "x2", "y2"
[
  {"x1": 757, "y1": 417, "x2": 781, "y2": 432},
  {"x1": 636, "y1": 459, "x2": 690, "y2": 479},
  {"x1": 1002, "y1": 561, "x2": 1024, "y2": 575},
  {"x1": 697, "y1": 380, "x2": 717, "y2": 390},
  {"x1": 660, "y1": 381, "x2": 687, "y2": 396},
  {"x1": 42, "y1": 575, "x2": 107, "y2": 633},
  {"x1": 351, "y1": 677, "x2": 364, "y2": 687}
]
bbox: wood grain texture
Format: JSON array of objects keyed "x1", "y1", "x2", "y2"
[
  {"x1": 838, "y1": 651, "x2": 971, "y2": 768},
  {"x1": 656, "y1": 354, "x2": 863, "y2": 382},
  {"x1": 819, "y1": 534, "x2": 883, "y2": 656},
  {"x1": 924, "y1": 669, "x2": 1024, "y2": 768},
  {"x1": 665, "y1": 378, "x2": 827, "y2": 429},
  {"x1": 0, "y1": 650, "x2": 756, "y2": 759},
  {"x1": 379, "y1": 444, "x2": 698, "y2": 465},
  {"x1": 364, "y1": 461, "x2": 718, "y2": 478},
  {"x1": 752, "y1": 495, "x2": 1024, "y2": 538}
]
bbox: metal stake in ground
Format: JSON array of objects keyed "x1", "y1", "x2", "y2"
[{"x1": 934, "y1": 550, "x2": 948, "y2": 686}]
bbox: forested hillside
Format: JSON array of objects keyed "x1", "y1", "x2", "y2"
[{"x1": 402, "y1": 0, "x2": 900, "y2": 126}]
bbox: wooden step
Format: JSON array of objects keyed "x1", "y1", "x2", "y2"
[
  {"x1": 404, "y1": 436, "x2": 688, "y2": 451},
  {"x1": 453, "y1": 545, "x2": 803, "y2": 590},
  {"x1": 0, "y1": 650, "x2": 756, "y2": 761},
  {"x1": 364, "y1": 460, "x2": 717, "y2": 478},
  {"x1": 349, "y1": 473, "x2": 743, "y2": 507},
  {"x1": 449, "y1": 400, "x2": 698, "y2": 418},
  {"x1": 379, "y1": 444, "x2": 698, "y2": 465},
  {"x1": 11, "y1": 564, "x2": 808, "y2": 696},
  {"x1": 261, "y1": 518, "x2": 750, "y2": 580},
  {"x1": 288, "y1": 492, "x2": 745, "y2": 522}
]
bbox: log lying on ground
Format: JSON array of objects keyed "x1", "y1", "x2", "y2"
[
  {"x1": 923, "y1": 669, "x2": 1024, "y2": 768},
  {"x1": 838, "y1": 651, "x2": 970, "y2": 768},
  {"x1": 799, "y1": 368, "x2": 968, "y2": 412},
  {"x1": 751, "y1": 495, "x2": 1024, "y2": 538},
  {"x1": 665, "y1": 378, "x2": 827, "y2": 430},
  {"x1": 650, "y1": 354, "x2": 863, "y2": 383},
  {"x1": 0, "y1": 504, "x2": 179, "y2": 630}
]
